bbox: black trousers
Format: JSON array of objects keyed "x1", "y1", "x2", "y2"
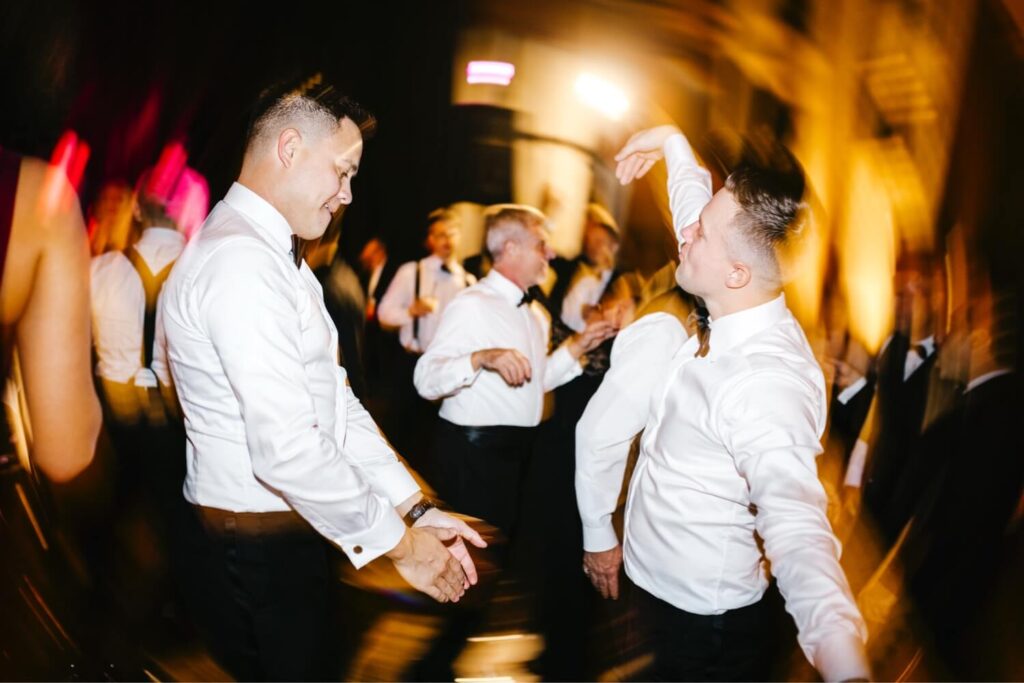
[
  {"x1": 180, "y1": 506, "x2": 336, "y2": 682},
  {"x1": 409, "y1": 419, "x2": 535, "y2": 681},
  {"x1": 634, "y1": 583, "x2": 774, "y2": 682},
  {"x1": 433, "y1": 418, "x2": 536, "y2": 540}
]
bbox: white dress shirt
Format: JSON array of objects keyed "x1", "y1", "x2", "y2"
[
  {"x1": 575, "y1": 133, "x2": 869, "y2": 681},
  {"x1": 161, "y1": 182, "x2": 417, "y2": 568},
  {"x1": 91, "y1": 226, "x2": 185, "y2": 386},
  {"x1": 560, "y1": 266, "x2": 613, "y2": 333},
  {"x1": 414, "y1": 269, "x2": 583, "y2": 427},
  {"x1": 377, "y1": 254, "x2": 474, "y2": 352}
]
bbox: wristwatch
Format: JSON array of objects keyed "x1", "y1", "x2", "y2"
[{"x1": 403, "y1": 498, "x2": 437, "y2": 526}]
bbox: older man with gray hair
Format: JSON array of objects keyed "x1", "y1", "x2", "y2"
[{"x1": 415, "y1": 204, "x2": 616, "y2": 539}]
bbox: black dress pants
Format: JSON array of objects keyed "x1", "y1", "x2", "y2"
[
  {"x1": 181, "y1": 506, "x2": 336, "y2": 681},
  {"x1": 409, "y1": 419, "x2": 535, "y2": 681},
  {"x1": 433, "y1": 418, "x2": 536, "y2": 540},
  {"x1": 634, "y1": 583, "x2": 774, "y2": 682}
]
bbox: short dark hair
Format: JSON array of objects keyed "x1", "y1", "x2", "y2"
[
  {"x1": 245, "y1": 75, "x2": 376, "y2": 151},
  {"x1": 724, "y1": 162, "x2": 808, "y2": 287}
]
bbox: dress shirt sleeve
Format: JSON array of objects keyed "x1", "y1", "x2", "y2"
[
  {"x1": 413, "y1": 294, "x2": 483, "y2": 400},
  {"x1": 199, "y1": 239, "x2": 406, "y2": 569},
  {"x1": 664, "y1": 133, "x2": 713, "y2": 245},
  {"x1": 333, "y1": 365, "x2": 419, "y2": 505},
  {"x1": 719, "y1": 371, "x2": 870, "y2": 682},
  {"x1": 377, "y1": 261, "x2": 416, "y2": 329},
  {"x1": 576, "y1": 313, "x2": 687, "y2": 552},
  {"x1": 543, "y1": 343, "x2": 584, "y2": 392}
]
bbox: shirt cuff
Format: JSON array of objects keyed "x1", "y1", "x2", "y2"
[
  {"x1": 333, "y1": 502, "x2": 408, "y2": 569},
  {"x1": 811, "y1": 631, "x2": 871, "y2": 682},
  {"x1": 368, "y1": 461, "x2": 421, "y2": 507},
  {"x1": 663, "y1": 133, "x2": 701, "y2": 168},
  {"x1": 582, "y1": 521, "x2": 619, "y2": 552},
  {"x1": 456, "y1": 352, "x2": 483, "y2": 387},
  {"x1": 836, "y1": 376, "x2": 868, "y2": 405},
  {"x1": 549, "y1": 344, "x2": 585, "y2": 386}
]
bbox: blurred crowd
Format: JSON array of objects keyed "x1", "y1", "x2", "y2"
[{"x1": 2, "y1": 2, "x2": 1023, "y2": 681}]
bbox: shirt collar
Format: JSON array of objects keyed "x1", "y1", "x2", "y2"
[
  {"x1": 482, "y1": 268, "x2": 525, "y2": 306},
  {"x1": 706, "y1": 294, "x2": 789, "y2": 359},
  {"x1": 424, "y1": 254, "x2": 463, "y2": 276},
  {"x1": 223, "y1": 182, "x2": 293, "y2": 255},
  {"x1": 912, "y1": 335, "x2": 936, "y2": 357},
  {"x1": 965, "y1": 367, "x2": 1014, "y2": 393},
  {"x1": 138, "y1": 226, "x2": 186, "y2": 248}
]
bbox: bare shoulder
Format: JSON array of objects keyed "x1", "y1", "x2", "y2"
[{"x1": 2, "y1": 156, "x2": 88, "y2": 324}]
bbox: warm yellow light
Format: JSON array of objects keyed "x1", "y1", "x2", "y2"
[
  {"x1": 574, "y1": 73, "x2": 630, "y2": 120},
  {"x1": 840, "y1": 145, "x2": 896, "y2": 355}
]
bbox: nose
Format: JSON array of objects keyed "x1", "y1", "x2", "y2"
[{"x1": 337, "y1": 178, "x2": 353, "y2": 206}]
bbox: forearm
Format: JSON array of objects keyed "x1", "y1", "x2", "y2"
[
  {"x1": 414, "y1": 351, "x2": 480, "y2": 399},
  {"x1": 663, "y1": 133, "x2": 713, "y2": 244}
]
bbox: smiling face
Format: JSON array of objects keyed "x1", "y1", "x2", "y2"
[
  {"x1": 674, "y1": 187, "x2": 740, "y2": 299},
  {"x1": 279, "y1": 116, "x2": 364, "y2": 240}
]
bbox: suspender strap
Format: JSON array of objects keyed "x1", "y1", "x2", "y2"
[
  {"x1": 125, "y1": 247, "x2": 175, "y2": 368},
  {"x1": 412, "y1": 259, "x2": 422, "y2": 348}
]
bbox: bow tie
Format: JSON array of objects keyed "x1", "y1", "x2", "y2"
[
  {"x1": 686, "y1": 306, "x2": 711, "y2": 358},
  {"x1": 440, "y1": 262, "x2": 451, "y2": 275},
  {"x1": 290, "y1": 235, "x2": 302, "y2": 269},
  {"x1": 518, "y1": 288, "x2": 536, "y2": 307},
  {"x1": 911, "y1": 343, "x2": 930, "y2": 359}
]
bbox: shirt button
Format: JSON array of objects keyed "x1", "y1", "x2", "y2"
[{"x1": 353, "y1": 545, "x2": 363, "y2": 554}]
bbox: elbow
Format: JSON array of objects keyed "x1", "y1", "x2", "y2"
[{"x1": 34, "y1": 397, "x2": 101, "y2": 483}]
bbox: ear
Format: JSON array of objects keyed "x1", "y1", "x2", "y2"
[
  {"x1": 725, "y1": 262, "x2": 751, "y2": 290},
  {"x1": 131, "y1": 199, "x2": 143, "y2": 223},
  {"x1": 277, "y1": 128, "x2": 302, "y2": 168}
]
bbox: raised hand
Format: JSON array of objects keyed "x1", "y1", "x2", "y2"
[
  {"x1": 614, "y1": 125, "x2": 683, "y2": 185},
  {"x1": 568, "y1": 319, "x2": 618, "y2": 358}
]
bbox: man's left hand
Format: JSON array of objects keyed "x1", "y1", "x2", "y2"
[
  {"x1": 584, "y1": 545, "x2": 623, "y2": 599},
  {"x1": 415, "y1": 508, "x2": 488, "y2": 588},
  {"x1": 568, "y1": 320, "x2": 618, "y2": 358}
]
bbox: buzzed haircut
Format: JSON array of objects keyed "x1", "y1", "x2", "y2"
[
  {"x1": 245, "y1": 76, "x2": 377, "y2": 152},
  {"x1": 724, "y1": 161, "x2": 808, "y2": 287},
  {"x1": 484, "y1": 205, "x2": 547, "y2": 259}
]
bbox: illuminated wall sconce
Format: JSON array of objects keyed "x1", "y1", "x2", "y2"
[
  {"x1": 466, "y1": 60, "x2": 516, "y2": 86},
  {"x1": 575, "y1": 73, "x2": 630, "y2": 120}
]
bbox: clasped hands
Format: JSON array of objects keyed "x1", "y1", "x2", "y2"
[{"x1": 386, "y1": 504, "x2": 487, "y2": 604}]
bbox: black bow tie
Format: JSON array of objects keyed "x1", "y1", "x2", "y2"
[
  {"x1": 687, "y1": 306, "x2": 711, "y2": 358},
  {"x1": 911, "y1": 343, "x2": 930, "y2": 359},
  {"x1": 518, "y1": 289, "x2": 536, "y2": 307},
  {"x1": 440, "y1": 262, "x2": 451, "y2": 275},
  {"x1": 290, "y1": 235, "x2": 302, "y2": 269}
]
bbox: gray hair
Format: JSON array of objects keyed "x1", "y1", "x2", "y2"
[{"x1": 484, "y1": 205, "x2": 547, "y2": 259}]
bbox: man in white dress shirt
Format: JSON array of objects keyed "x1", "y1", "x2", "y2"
[
  {"x1": 91, "y1": 171, "x2": 190, "y2": 424},
  {"x1": 378, "y1": 208, "x2": 474, "y2": 353},
  {"x1": 576, "y1": 125, "x2": 870, "y2": 681},
  {"x1": 160, "y1": 81, "x2": 484, "y2": 680},
  {"x1": 414, "y1": 205, "x2": 615, "y2": 538}
]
